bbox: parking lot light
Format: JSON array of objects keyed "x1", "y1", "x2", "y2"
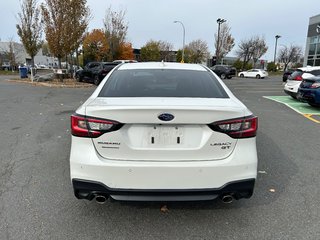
[
  {"x1": 274, "y1": 35, "x2": 281, "y2": 63},
  {"x1": 174, "y1": 20, "x2": 186, "y2": 63}
]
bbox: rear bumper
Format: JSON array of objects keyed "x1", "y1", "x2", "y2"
[
  {"x1": 70, "y1": 136, "x2": 257, "y2": 201},
  {"x1": 72, "y1": 178, "x2": 255, "y2": 201},
  {"x1": 284, "y1": 89, "x2": 297, "y2": 98},
  {"x1": 298, "y1": 88, "x2": 320, "y2": 104}
]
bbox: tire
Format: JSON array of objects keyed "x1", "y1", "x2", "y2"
[
  {"x1": 256, "y1": 74, "x2": 261, "y2": 79},
  {"x1": 240, "y1": 74, "x2": 244, "y2": 78},
  {"x1": 221, "y1": 73, "x2": 226, "y2": 79},
  {"x1": 291, "y1": 95, "x2": 297, "y2": 99},
  {"x1": 93, "y1": 75, "x2": 100, "y2": 86},
  {"x1": 308, "y1": 102, "x2": 320, "y2": 107},
  {"x1": 76, "y1": 75, "x2": 82, "y2": 82}
]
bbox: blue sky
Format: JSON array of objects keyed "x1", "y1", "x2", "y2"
[{"x1": 1, "y1": 0, "x2": 319, "y2": 60}]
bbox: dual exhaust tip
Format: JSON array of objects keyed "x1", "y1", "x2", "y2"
[
  {"x1": 94, "y1": 194, "x2": 234, "y2": 204},
  {"x1": 95, "y1": 195, "x2": 108, "y2": 204},
  {"x1": 221, "y1": 194, "x2": 234, "y2": 204}
]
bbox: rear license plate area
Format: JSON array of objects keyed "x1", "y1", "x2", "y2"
[{"x1": 150, "y1": 125, "x2": 183, "y2": 145}]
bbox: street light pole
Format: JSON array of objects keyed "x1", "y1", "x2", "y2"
[
  {"x1": 216, "y1": 18, "x2": 226, "y2": 64},
  {"x1": 174, "y1": 20, "x2": 185, "y2": 63},
  {"x1": 274, "y1": 35, "x2": 281, "y2": 63}
]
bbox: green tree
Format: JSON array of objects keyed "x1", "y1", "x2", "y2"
[
  {"x1": 42, "y1": 42, "x2": 50, "y2": 56},
  {"x1": 233, "y1": 59, "x2": 252, "y2": 71},
  {"x1": 16, "y1": 0, "x2": 43, "y2": 67},
  {"x1": 140, "y1": 40, "x2": 161, "y2": 61},
  {"x1": 267, "y1": 62, "x2": 277, "y2": 72},
  {"x1": 176, "y1": 49, "x2": 190, "y2": 63}
]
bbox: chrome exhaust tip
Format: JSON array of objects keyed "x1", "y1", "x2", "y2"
[
  {"x1": 221, "y1": 194, "x2": 233, "y2": 204},
  {"x1": 95, "y1": 195, "x2": 107, "y2": 204}
]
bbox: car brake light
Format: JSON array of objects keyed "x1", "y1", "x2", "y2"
[
  {"x1": 294, "y1": 75, "x2": 303, "y2": 81},
  {"x1": 209, "y1": 116, "x2": 258, "y2": 138},
  {"x1": 310, "y1": 82, "x2": 320, "y2": 88},
  {"x1": 71, "y1": 114, "x2": 122, "y2": 138}
]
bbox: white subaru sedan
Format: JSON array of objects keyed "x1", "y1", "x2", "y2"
[{"x1": 70, "y1": 62, "x2": 258, "y2": 203}]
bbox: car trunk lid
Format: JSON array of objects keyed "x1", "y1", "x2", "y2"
[{"x1": 86, "y1": 97, "x2": 245, "y2": 162}]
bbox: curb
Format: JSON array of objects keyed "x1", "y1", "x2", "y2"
[{"x1": 6, "y1": 79, "x2": 94, "y2": 88}]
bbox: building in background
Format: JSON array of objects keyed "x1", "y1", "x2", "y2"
[
  {"x1": 304, "y1": 14, "x2": 320, "y2": 66},
  {"x1": 0, "y1": 41, "x2": 57, "y2": 69}
]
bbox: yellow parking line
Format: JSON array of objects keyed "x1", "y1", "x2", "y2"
[{"x1": 304, "y1": 114, "x2": 320, "y2": 124}]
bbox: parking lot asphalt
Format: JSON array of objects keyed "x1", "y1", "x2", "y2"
[{"x1": 0, "y1": 75, "x2": 319, "y2": 240}]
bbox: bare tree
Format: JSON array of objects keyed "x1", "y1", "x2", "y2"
[
  {"x1": 186, "y1": 39, "x2": 209, "y2": 63},
  {"x1": 236, "y1": 36, "x2": 268, "y2": 69},
  {"x1": 214, "y1": 23, "x2": 235, "y2": 63},
  {"x1": 104, "y1": 7, "x2": 128, "y2": 61},
  {"x1": 251, "y1": 36, "x2": 268, "y2": 67},
  {"x1": 16, "y1": 0, "x2": 43, "y2": 67},
  {"x1": 158, "y1": 40, "x2": 174, "y2": 61},
  {"x1": 0, "y1": 38, "x2": 24, "y2": 70},
  {"x1": 278, "y1": 45, "x2": 302, "y2": 71}
]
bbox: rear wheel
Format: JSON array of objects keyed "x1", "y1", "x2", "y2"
[
  {"x1": 256, "y1": 74, "x2": 261, "y2": 79},
  {"x1": 291, "y1": 95, "x2": 297, "y2": 99},
  {"x1": 308, "y1": 102, "x2": 320, "y2": 107},
  {"x1": 94, "y1": 75, "x2": 100, "y2": 86},
  {"x1": 221, "y1": 73, "x2": 226, "y2": 79},
  {"x1": 76, "y1": 74, "x2": 82, "y2": 82},
  {"x1": 240, "y1": 74, "x2": 244, "y2": 78}
]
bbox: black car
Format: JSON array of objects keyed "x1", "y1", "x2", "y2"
[
  {"x1": 76, "y1": 62, "x2": 119, "y2": 85},
  {"x1": 282, "y1": 69, "x2": 294, "y2": 82},
  {"x1": 210, "y1": 65, "x2": 236, "y2": 79}
]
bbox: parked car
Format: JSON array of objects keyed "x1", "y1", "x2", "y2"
[
  {"x1": 210, "y1": 65, "x2": 236, "y2": 79},
  {"x1": 113, "y1": 60, "x2": 137, "y2": 64},
  {"x1": 70, "y1": 62, "x2": 258, "y2": 204},
  {"x1": 282, "y1": 69, "x2": 295, "y2": 82},
  {"x1": 298, "y1": 74, "x2": 320, "y2": 107},
  {"x1": 1, "y1": 62, "x2": 12, "y2": 71},
  {"x1": 238, "y1": 69, "x2": 268, "y2": 79},
  {"x1": 284, "y1": 66, "x2": 320, "y2": 99},
  {"x1": 76, "y1": 62, "x2": 119, "y2": 85}
]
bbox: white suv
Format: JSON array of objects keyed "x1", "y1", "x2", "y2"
[
  {"x1": 70, "y1": 62, "x2": 258, "y2": 203},
  {"x1": 284, "y1": 66, "x2": 320, "y2": 98}
]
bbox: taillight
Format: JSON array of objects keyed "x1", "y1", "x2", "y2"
[
  {"x1": 310, "y1": 82, "x2": 320, "y2": 88},
  {"x1": 71, "y1": 114, "x2": 122, "y2": 138},
  {"x1": 294, "y1": 75, "x2": 303, "y2": 81},
  {"x1": 209, "y1": 116, "x2": 258, "y2": 139}
]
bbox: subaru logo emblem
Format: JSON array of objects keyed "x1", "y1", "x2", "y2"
[{"x1": 158, "y1": 113, "x2": 174, "y2": 121}]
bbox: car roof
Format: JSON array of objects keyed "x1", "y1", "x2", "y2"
[
  {"x1": 297, "y1": 66, "x2": 320, "y2": 71},
  {"x1": 117, "y1": 62, "x2": 207, "y2": 71}
]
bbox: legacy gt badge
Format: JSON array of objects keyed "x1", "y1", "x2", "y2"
[{"x1": 158, "y1": 113, "x2": 174, "y2": 121}]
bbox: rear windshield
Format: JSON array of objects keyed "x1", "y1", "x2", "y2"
[
  {"x1": 103, "y1": 64, "x2": 117, "y2": 70},
  {"x1": 98, "y1": 69, "x2": 229, "y2": 98},
  {"x1": 290, "y1": 70, "x2": 303, "y2": 79}
]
